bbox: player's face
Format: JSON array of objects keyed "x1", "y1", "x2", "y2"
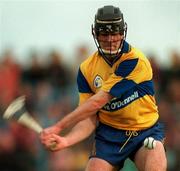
[{"x1": 98, "y1": 33, "x2": 124, "y2": 53}]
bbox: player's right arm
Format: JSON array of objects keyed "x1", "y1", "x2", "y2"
[{"x1": 40, "y1": 115, "x2": 97, "y2": 151}]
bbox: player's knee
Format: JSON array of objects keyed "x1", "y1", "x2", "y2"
[{"x1": 146, "y1": 142, "x2": 167, "y2": 171}]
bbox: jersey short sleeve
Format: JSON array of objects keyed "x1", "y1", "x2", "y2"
[{"x1": 77, "y1": 67, "x2": 93, "y2": 105}]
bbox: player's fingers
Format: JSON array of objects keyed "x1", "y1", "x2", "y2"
[
  {"x1": 44, "y1": 136, "x2": 58, "y2": 151},
  {"x1": 51, "y1": 134, "x2": 62, "y2": 141},
  {"x1": 41, "y1": 126, "x2": 60, "y2": 135},
  {"x1": 43, "y1": 139, "x2": 57, "y2": 149},
  {"x1": 40, "y1": 130, "x2": 57, "y2": 141},
  {"x1": 40, "y1": 127, "x2": 55, "y2": 137},
  {"x1": 44, "y1": 134, "x2": 66, "y2": 151},
  {"x1": 40, "y1": 133, "x2": 66, "y2": 151},
  {"x1": 40, "y1": 134, "x2": 55, "y2": 145},
  {"x1": 40, "y1": 134, "x2": 51, "y2": 143}
]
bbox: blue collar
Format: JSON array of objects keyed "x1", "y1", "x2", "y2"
[{"x1": 121, "y1": 41, "x2": 130, "y2": 54}]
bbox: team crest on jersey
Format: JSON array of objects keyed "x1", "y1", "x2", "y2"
[{"x1": 93, "y1": 75, "x2": 103, "y2": 88}]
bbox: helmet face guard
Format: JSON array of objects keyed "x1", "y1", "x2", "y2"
[{"x1": 92, "y1": 5, "x2": 127, "y2": 65}]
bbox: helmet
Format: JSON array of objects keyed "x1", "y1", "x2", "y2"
[{"x1": 92, "y1": 5, "x2": 127, "y2": 65}]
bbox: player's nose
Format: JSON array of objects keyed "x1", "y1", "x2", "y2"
[{"x1": 106, "y1": 34, "x2": 113, "y2": 41}]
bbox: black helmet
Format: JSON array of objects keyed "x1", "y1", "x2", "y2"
[{"x1": 92, "y1": 5, "x2": 127, "y2": 65}]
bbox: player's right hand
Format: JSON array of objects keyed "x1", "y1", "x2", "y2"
[{"x1": 41, "y1": 133, "x2": 68, "y2": 151}]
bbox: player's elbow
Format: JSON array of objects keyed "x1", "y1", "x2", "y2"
[
  {"x1": 86, "y1": 91, "x2": 111, "y2": 114},
  {"x1": 89, "y1": 91, "x2": 111, "y2": 111},
  {"x1": 90, "y1": 98, "x2": 104, "y2": 111}
]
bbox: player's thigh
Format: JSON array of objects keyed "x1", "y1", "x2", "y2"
[
  {"x1": 85, "y1": 158, "x2": 118, "y2": 171},
  {"x1": 134, "y1": 141, "x2": 167, "y2": 171}
]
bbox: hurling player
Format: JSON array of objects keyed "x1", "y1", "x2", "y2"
[{"x1": 40, "y1": 5, "x2": 167, "y2": 171}]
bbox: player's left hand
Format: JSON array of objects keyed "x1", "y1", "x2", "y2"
[{"x1": 41, "y1": 124, "x2": 61, "y2": 136}]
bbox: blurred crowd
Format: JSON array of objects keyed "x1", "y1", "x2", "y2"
[{"x1": 0, "y1": 46, "x2": 179, "y2": 171}]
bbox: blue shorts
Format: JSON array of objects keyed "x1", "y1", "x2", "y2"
[{"x1": 90, "y1": 121, "x2": 165, "y2": 169}]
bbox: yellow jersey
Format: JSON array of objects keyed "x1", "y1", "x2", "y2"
[{"x1": 77, "y1": 41, "x2": 159, "y2": 130}]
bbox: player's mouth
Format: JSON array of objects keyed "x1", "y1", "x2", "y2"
[{"x1": 101, "y1": 44, "x2": 119, "y2": 52}]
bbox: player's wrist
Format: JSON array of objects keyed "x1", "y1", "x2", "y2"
[{"x1": 64, "y1": 136, "x2": 74, "y2": 147}]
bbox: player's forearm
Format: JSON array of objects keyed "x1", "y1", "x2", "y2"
[
  {"x1": 56, "y1": 90, "x2": 112, "y2": 130},
  {"x1": 65, "y1": 116, "x2": 97, "y2": 147},
  {"x1": 56, "y1": 98, "x2": 100, "y2": 130}
]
